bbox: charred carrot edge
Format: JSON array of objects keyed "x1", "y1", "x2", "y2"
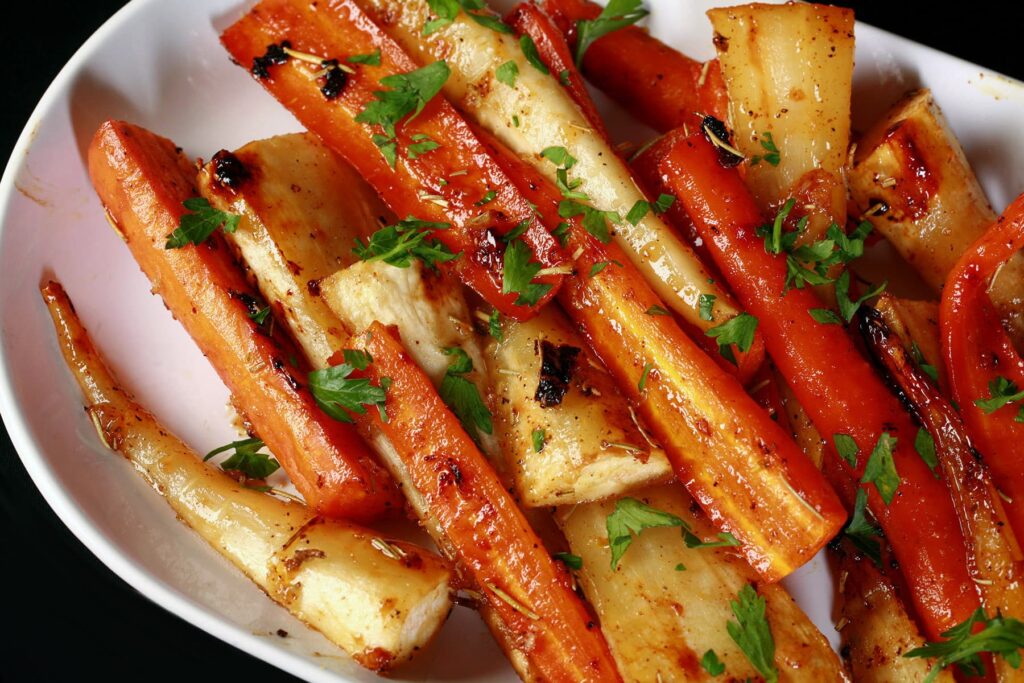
[
  {"x1": 220, "y1": 0, "x2": 566, "y2": 320},
  {"x1": 941, "y1": 193, "x2": 1024, "y2": 546},
  {"x1": 476, "y1": 127, "x2": 844, "y2": 581},
  {"x1": 863, "y1": 308, "x2": 1024, "y2": 622},
  {"x1": 87, "y1": 120, "x2": 400, "y2": 522},
  {"x1": 657, "y1": 131, "x2": 979, "y2": 637},
  {"x1": 504, "y1": 2, "x2": 609, "y2": 139},
  {"x1": 537, "y1": 0, "x2": 728, "y2": 133},
  {"x1": 346, "y1": 322, "x2": 622, "y2": 682}
]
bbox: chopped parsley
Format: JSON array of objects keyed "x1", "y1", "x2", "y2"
[
  {"x1": 423, "y1": 0, "x2": 512, "y2": 35},
  {"x1": 911, "y1": 342, "x2": 940, "y2": 384},
  {"x1": 750, "y1": 131, "x2": 781, "y2": 167},
  {"x1": 683, "y1": 530, "x2": 740, "y2": 548},
  {"x1": 626, "y1": 200, "x2": 650, "y2": 225},
  {"x1": 645, "y1": 304, "x2": 671, "y2": 316},
  {"x1": 309, "y1": 357, "x2": 388, "y2": 424},
  {"x1": 652, "y1": 193, "x2": 676, "y2": 213},
  {"x1": 844, "y1": 488, "x2": 882, "y2": 566},
  {"x1": 727, "y1": 585, "x2": 778, "y2": 683},
  {"x1": 553, "y1": 552, "x2": 583, "y2": 570},
  {"x1": 440, "y1": 347, "x2": 492, "y2": 437},
  {"x1": 638, "y1": 362, "x2": 653, "y2": 391},
  {"x1": 532, "y1": 428, "x2": 546, "y2": 453},
  {"x1": 165, "y1": 197, "x2": 240, "y2": 249},
  {"x1": 975, "y1": 376, "x2": 1024, "y2": 416},
  {"x1": 809, "y1": 308, "x2": 843, "y2": 325},
  {"x1": 699, "y1": 293, "x2": 716, "y2": 322},
  {"x1": 347, "y1": 49, "x2": 381, "y2": 65},
  {"x1": 475, "y1": 189, "x2": 498, "y2": 206},
  {"x1": 915, "y1": 428, "x2": 940, "y2": 478},
  {"x1": 701, "y1": 649, "x2": 726, "y2": 677},
  {"x1": 706, "y1": 313, "x2": 758, "y2": 366},
  {"x1": 574, "y1": 0, "x2": 648, "y2": 66},
  {"x1": 861, "y1": 432, "x2": 900, "y2": 505},
  {"x1": 488, "y1": 309, "x2": 503, "y2": 341},
  {"x1": 558, "y1": 200, "x2": 617, "y2": 244},
  {"x1": 496, "y1": 60, "x2": 519, "y2": 87},
  {"x1": 249, "y1": 305, "x2": 272, "y2": 326},
  {"x1": 519, "y1": 35, "x2": 549, "y2": 75},
  {"x1": 905, "y1": 608, "x2": 1024, "y2": 682},
  {"x1": 353, "y1": 217, "x2": 457, "y2": 268},
  {"x1": 606, "y1": 497, "x2": 685, "y2": 569},
  {"x1": 502, "y1": 238, "x2": 552, "y2": 307},
  {"x1": 407, "y1": 133, "x2": 440, "y2": 160},
  {"x1": 559, "y1": 69, "x2": 572, "y2": 86},
  {"x1": 203, "y1": 437, "x2": 280, "y2": 481},
  {"x1": 833, "y1": 433, "x2": 859, "y2": 467},
  {"x1": 835, "y1": 270, "x2": 886, "y2": 323}
]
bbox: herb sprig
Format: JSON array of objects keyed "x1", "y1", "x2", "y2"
[
  {"x1": 574, "y1": 0, "x2": 649, "y2": 66},
  {"x1": 165, "y1": 197, "x2": 240, "y2": 249}
]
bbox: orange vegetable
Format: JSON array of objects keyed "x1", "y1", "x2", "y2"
[
  {"x1": 87, "y1": 120, "x2": 400, "y2": 522},
  {"x1": 220, "y1": 0, "x2": 567, "y2": 320},
  {"x1": 345, "y1": 322, "x2": 622, "y2": 682},
  {"x1": 657, "y1": 131, "x2": 978, "y2": 637},
  {"x1": 538, "y1": 0, "x2": 728, "y2": 132}
]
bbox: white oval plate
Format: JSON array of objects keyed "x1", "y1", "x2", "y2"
[{"x1": 3, "y1": 1, "x2": 1024, "y2": 680}]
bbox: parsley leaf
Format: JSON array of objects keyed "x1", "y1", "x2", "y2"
[
  {"x1": 575, "y1": 0, "x2": 649, "y2": 66},
  {"x1": 911, "y1": 342, "x2": 940, "y2": 383},
  {"x1": 488, "y1": 309, "x2": 503, "y2": 341},
  {"x1": 727, "y1": 584, "x2": 778, "y2": 683},
  {"x1": 975, "y1": 376, "x2": 1024, "y2": 414},
  {"x1": 626, "y1": 200, "x2": 650, "y2": 225},
  {"x1": 645, "y1": 304, "x2": 671, "y2": 316},
  {"x1": 249, "y1": 306, "x2": 272, "y2": 326},
  {"x1": 706, "y1": 313, "x2": 758, "y2": 366},
  {"x1": 638, "y1": 362, "x2": 653, "y2": 391},
  {"x1": 653, "y1": 193, "x2": 676, "y2": 213},
  {"x1": 559, "y1": 69, "x2": 572, "y2": 86},
  {"x1": 915, "y1": 428, "x2": 940, "y2": 478},
  {"x1": 519, "y1": 35, "x2": 550, "y2": 74},
  {"x1": 606, "y1": 497, "x2": 685, "y2": 569},
  {"x1": 701, "y1": 649, "x2": 726, "y2": 677},
  {"x1": 557, "y1": 200, "x2": 617, "y2": 244},
  {"x1": 309, "y1": 358, "x2": 388, "y2": 423},
  {"x1": 532, "y1": 428, "x2": 546, "y2": 452},
  {"x1": 496, "y1": 60, "x2": 519, "y2": 87},
  {"x1": 861, "y1": 432, "x2": 900, "y2": 505},
  {"x1": 684, "y1": 531, "x2": 740, "y2": 548},
  {"x1": 203, "y1": 437, "x2": 280, "y2": 480},
  {"x1": 353, "y1": 217, "x2": 456, "y2": 268},
  {"x1": 590, "y1": 261, "x2": 609, "y2": 277},
  {"x1": 475, "y1": 189, "x2": 498, "y2": 206},
  {"x1": 407, "y1": 133, "x2": 440, "y2": 160},
  {"x1": 905, "y1": 608, "x2": 1024, "y2": 682},
  {"x1": 835, "y1": 270, "x2": 887, "y2": 323},
  {"x1": 699, "y1": 293, "x2": 716, "y2": 322},
  {"x1": 761, "y1": 198, "x2": 796, "y2": 256},
  {"x1": 750, "y1": 131, "x2": 781, "y2": 167},
  {"x1": 844, "y1": 488, "x2": 882, "y2": 566},
  {"x1": 423, "y1": 0, "x2": 459, "y2": 35},
  {"x1": 440, "y1": 347, "x2": 492, "y2": 437},
  {"x1": 541, "y1": 146, "x2": 577, "y2": 169},
  {"x1": 343, "y1": 349, "x2": 373, "y2": 370},
  {"x1": 502, "y1": 238, "x2": 552, "y2": 307},
  {"x1": 348, "y1": 49, "x2": 381, "y2": 65},
  {"x1": 833, "y1": 433, "x2": 859, "y2": 467},
  {"x1": 809, "y1": 308, "x2": 843, "y2": 325},
  {"x1": 553, "y1": 552, "x2": 583, "y2": 570},
  {"x1": 165, "y1": 197, "x2": 240, "y2": 249}
]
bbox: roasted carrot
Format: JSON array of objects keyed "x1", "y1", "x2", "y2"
[
  {"x1": 538, "y1": 0, "x2": 728, "y2": 132},
  {"x1": 220, "y1": 0, "x2": 566, "y2": 320},
  {"x1": 87, "y1": 120, "x2": 400, "y2": 522},
  {"x1": 504, "y1": 2, "x2": 608, "y2": 139},
  {"x1": 344, "y1": 322, "x2": 622, "y2": 682},
  {"x1": 478, "y1": 126, "x2": 844, "y2": 581},
  {"x1": 863, "y1": 308, "x2": 1024, "y2": 631},
  {"x1": 942, "y1": 193, "x2": 1024, "y2": 547},
  {"x1": 656, "y1": 131, "x2": 978, "y2": 637}
]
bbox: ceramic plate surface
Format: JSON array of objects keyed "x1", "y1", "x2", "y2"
[{"x1": 2, "y1": 0, "x2": 1024, "y2": 680}]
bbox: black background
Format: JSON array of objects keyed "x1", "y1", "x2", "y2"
[{"x1": 0, "y1": 2, "x2": 1020, "y2": 681}]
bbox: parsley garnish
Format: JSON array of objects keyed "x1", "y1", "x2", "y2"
[
  {"x1": 204, "y1": 437, "x2": 280, "y2": 480},
  {"x1": 532, "y1": 428, "x2": 546, "y2": 452},
  {"x1": 833, "y1": 433, "x2": 859, "y2": 467},
  {"x1": 559, "y1": 69, "x2": 571, "y2": 86},
  {"x1": 558, "y1": 200, "x2": 618, "y2": 244},
  {"x1": 706, "y1": 313, "x2": 758, "y2": 365},
  {"x1": 606, "y1": 497, "x2": 685, "y2": 569},
  {"x1": 684, "y1": 530, "x2": 740, "y2": 548},
  {"x1": 574, "y1": 0, "x2": 648, "y2": 66},
  {"x1": 645, "y1": 305, "x2": 671, "y2": 316},
  {"x1": 348, "y1": 49, "x2": 381, "y2": 65},
  {"x1": 809, "y1": 308, "x2": 843, "y2": 325},
  {"x1": 750, "y1": 131, "x2": 781, "y2": 167},
  {"x1": 355, "y1": 61, "x2": 450, "y2": 168},
  {"x1": 475, "y1": 190, "x2": 498, "y2": 206},
  {"x1": 249, "y1": 306, "x2": 272, "y2": 326},
  {"x1": 699, "y1": 293, "x2": 716, "y2": 322},
  {"x1": 541, "y1": 146, "x2": 577, "y2": 169},
  {"x1": 407, "y1": 133, "x2": 440, "y2": 160},
  {"x1": 309, "y1": 356, "x2": 388, "y2": 423},
  {"x1": 519, "y1": 35, "x2": 549, "y2": 74},
  {"x1": 502, "y1": 238, "x2": 552, "y2": 307},
  {"x1": 626, "y1": 200, "x2": 650, "y2": 225},
  {"x1": 638, "y1": 362, "x2": 653, "y2": 391},
  {"x1": 915, "y1": 428, "x2": 940, "y2": 478},
  {"x1": 975, "y1": 376, "x2": 1024, "y2": 415},
  {"x1": 423, "y1": 0, "x2": 512, "y2": 35},
  {"x1": 590, "y1": 261, "x2": 609, "y2": 277},
  {"x1": 652, "y1": 193, "x2": 676, "y2": 213},
  {"x1": 701, "y1": 649, "x2": 725, "y2": 677},
  {"x1": 488, "y1": 309, "x2": 503, "y2": 341},
  {"x1": 439, "y1": 347, "x2": 492, "y2": 437},
  {"x1": 911, "y1": 342, "x2": 940, "y2": 383},
  {"x1": 675, "y1": 563, "x2": 686, "y2": 571},
  {"x1": 835, "y1": 270, "x2": 886, "y2": 323},
  {"x1": 905, "y1": 608, "x2": 1024, "y2": 682},
  {"x1": 844, "y1": 488, "x2": 882, "y2": 566},
  {"x1": 165, "y1": 197, "x2": 240, "y2": 249},
  {"x1": 353, "y1": 217, "x2": 456, "y2": 268},
  {"x1": 728, "y1": 585, "x2": 778, "y2": 683},
  {"x1": 553, "y1": 552, "x2": 583, "y2": 570},
  {"x1": 861, "y1": 432, "x2": 900, "y2": 505},
  {"x1": 496, "y1": 60, "x2": 518, "y2": 87}
]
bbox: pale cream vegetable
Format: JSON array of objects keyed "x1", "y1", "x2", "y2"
[
  {"x1": 41, "y1": 280, "x2": 452, "y2": 673},
  {"x1": 355, "y1": 0, "x2": 744, "y2": 333}
]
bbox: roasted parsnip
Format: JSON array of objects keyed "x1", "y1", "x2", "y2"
[
  {"x1": 850, "y1": 89, "x2": 1024, "y2": 345},
  {"x1": 41, "y1": 281, "x2": 452, "y2": 673},
  {"x1": 709, "y1": 3, "x2": 854, "y2": 241},
  {"x1": 491, "y1": 305, "x2": 672, "y2": 507},
  {"x1": 87, "y1": 120, "x2": 400, "y2": 522},
  {"x1": 199, "y1": 133, "x2": 393, "y2": 368},
  {"x1": 558, "y1": 484, "x2": 845, "y2": 682}
]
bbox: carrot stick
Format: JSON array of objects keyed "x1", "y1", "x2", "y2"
[
  {"x1": 504, "y1": 2, "x2": 609, "y2": 139},
  {"x1": 477, "y1": 126, "x2": 845, "y2": 581},
  {"x1": 941, "y1": 193, "x2": 1024, "y2": 547},
  {"x1": 345, "y1": 322, "x2": 622, "y2": 682},
  {"x1": 220, "y1": 0, "x2": 566, "y2": 320},
  {"x1": 87, "y1": 120, "x2": 400, "y2": 522},
  {"x1": 538, "y1": 0, "x2": 728, "y2": 132},
  {"x1": 657, "y1": 131, "x2": 979, "y2": 637}
]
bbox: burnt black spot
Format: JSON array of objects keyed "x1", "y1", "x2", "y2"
[
  {"x1": 251, "y1": 41, "x2": 291, "y2": 79},
  {"x1": 272, "y1": 356, "x2": 303, "y2": 391},
  {"x1": 320, "y1": 61, "x2": 348, "y2": 99},
  {"x1": 211, "y1": 150, "x2": 250, "y2": 189},
  {"x1": 701, "y1": 115, "x2": 743, "y2": 168},
  {"x1": 307, "y1": 278, "x2": 322, "y2": 297},
  {"x1": 228, "y1": 289, "x2": 263, "y2": 318},
  {"x1": 535, "y1": 341, "x2": 581, "y2": 408}
]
